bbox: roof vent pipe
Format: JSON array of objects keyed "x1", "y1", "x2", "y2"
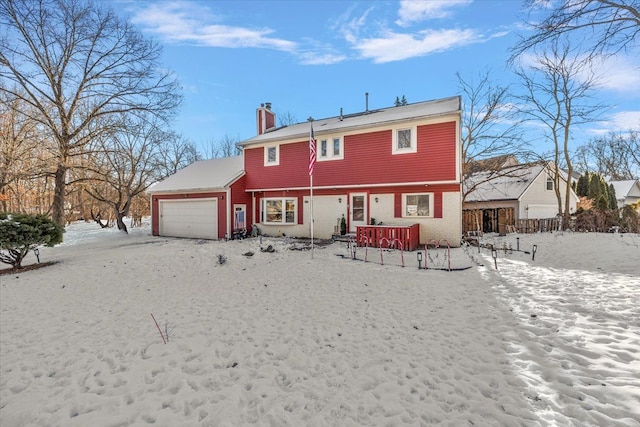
[
  {"x1": 365, "y1": 92, "x2": 369, "y2": 112},
  {"x1": 340, "y1": 107, "x2": 343, "y2": 121}
]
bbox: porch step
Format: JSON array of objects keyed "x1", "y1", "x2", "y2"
[{"x1": 331, "y1": 233, "x2": 356, "y2": 242}]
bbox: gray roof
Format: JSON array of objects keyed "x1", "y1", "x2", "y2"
[
  {"x1": 608, "y1": 179, "x2": 640, "y2": 199},
  {"x1": 239, "y1": 96, "x2": 461, "y2": 147},
  {"x1": 149, "y1": 156, "x2": 244, "y2": 194},
  {"x1": 465, "y1": 163, "x2": 546, "y2": 202}
]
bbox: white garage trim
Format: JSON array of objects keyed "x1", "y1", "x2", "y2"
[{"x1": 159, "y1": 198, "x2": 218, "y2": 239}]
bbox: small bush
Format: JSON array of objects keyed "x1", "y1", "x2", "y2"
[
  {"x1": 217, "y1": 254, "x2": 227, "y2": 265},
  {"x1": 620, "y1": 205, "x2": 640, "y2": 233},
  {"x1": 0, "y1": 213, "x2": 64, "y2": 269}
]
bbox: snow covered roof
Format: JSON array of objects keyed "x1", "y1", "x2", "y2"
[
  {"x1": 464, "y1": 163, "x2": 547, "y2": 202},
  {"x1": 148, "y1": 156, "x2": 244, "y2": 194},
  {"x1": 608, "y1": 180, "x2": 640, "y2": 200},
  {"x1": 239, "y1": 96, "x2": 461, "y2": 147}
]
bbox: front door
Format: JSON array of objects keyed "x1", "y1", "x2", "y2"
[{"x1": 349, "y1": 193, "x2": 367, "y2": 232}]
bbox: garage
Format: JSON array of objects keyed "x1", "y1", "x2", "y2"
[
  {"x1": 159, "y1": 199, "x2": 218, "y2": 239},
  {"x1": 526, "y1": 204, "x2": 559, "y2": 219}
]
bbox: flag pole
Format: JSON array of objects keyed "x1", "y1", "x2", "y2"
[
  {"x1": 309, "y1": 121, "x2": 316, "y2": 259},
  {"x1": 310, "y1": 173, "x2": 314, "y2": 259}
]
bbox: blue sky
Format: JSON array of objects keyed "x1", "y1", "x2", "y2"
[{"x1": 120, "y1": 0, "x2": 640, "y2": 154}]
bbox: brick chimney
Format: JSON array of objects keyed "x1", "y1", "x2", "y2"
[{"x1": 256, "y1": 102, "x2": 276, "y2": 135}]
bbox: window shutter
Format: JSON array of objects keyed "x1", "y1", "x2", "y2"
[
  {"x1": 298, "y1": 196, "x2": 304, "y2": 224},
  {"x1": 394, "y1": 193, "x2": 402, "y2": 218},
  {"x1": 434, "y1": 192, "x2": 443, "y2": 218}
]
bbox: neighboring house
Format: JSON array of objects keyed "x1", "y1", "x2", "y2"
[
  {"x1": 463, "y1": 160, "x2": 579, "y2": 234},
  {"x1": 150, "y1": 96, "x2": 463, "y2": 245},
  {"x1": 148, "y1": 156, "x2": 249, "y2": 239},
  {"x1": 608, "y1": 179, "x2": 640, "y2": 210}
]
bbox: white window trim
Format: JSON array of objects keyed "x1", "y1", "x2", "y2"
[
  {"x1": 317, "y1": 135, "x2": 344, "y2": 162},
  {"x1": 402, "y1": 192, "x2": 434, "y2": 218},
  {"x1": 392, "y1": 126, "x2": 417, "y2": 154},
  {"x1": 264, "y1": 144, "x2": 279, "y2": 166},
  {"x1": 261, "y1": 197, "x2": 297, "y2": 225},
  {"x1": 546, "y1": 175, "x2": 554, "y2": 191}
]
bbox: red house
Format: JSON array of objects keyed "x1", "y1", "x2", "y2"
[{"x1": 150, "y1": 96, "x2": 463, "y2": 246}]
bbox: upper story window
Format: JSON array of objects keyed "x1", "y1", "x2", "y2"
[
  {"x1": 546, "y1": 175, "x2": 554, "y2": 191},
  {"x1": 392, "y1": 127, "x2": 417, "y2": 154},
  {"x1": 402, "y1": 193, "x2": 433, "y2": 217},
  {"x1": 318, "y1": 136, "x2": 343, "y2": 161},
  {"x1": 264, "y1": 144, "x2": 279, "y2": 166},
  {"x1": 261, "y1": 198, "x2": 296, "y2": 224}
]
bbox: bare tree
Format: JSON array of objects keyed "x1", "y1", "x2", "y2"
[
  {"x1": 154, "y1": 133, "x2": 201, "y2": 177},
  {"x1": 201, "y1": 134, "x2": 242, "y2": 159},
  {"x1": 218, "y1": 134, "x2": 241, "y2": 157},
  {"x1": 577, "y1": 128, "x2": 640, "y2": 179},
  {"x1": 513, "y1": 0, "x2": 640, "y2": 59},
  {"x1": 277, "y1": 111, "x2": 298, "y2": 127},
  {"x1": 0, "y1": 0, "x2": 181, "y2": 226},
  {"x1": 457, "y1": 70, "x2": 532, "y2": 202},
  {"x1": 84, "y1": 116, "x2": 165, "y2": 233},
  {"x1": 0, "y1": 92, "x2": 58, "y2": 213},
  {"x1": 515, "y1": 40, "x2": 604, "y2": 227}
]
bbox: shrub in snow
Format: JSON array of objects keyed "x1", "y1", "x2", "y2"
[
  {"x1": 620, "y1": 205, "x2": 640, "y2": 233},
  {"x1": 0, "y1": 213, "x2": 64, "y2": 269},
  {"x1": 217, "y1": 254, "x2": 227, "y2": 265}
]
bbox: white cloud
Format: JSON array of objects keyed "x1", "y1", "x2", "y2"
[
  {"x1": 396, "y1": 0, "x2": 473, "y2": 26},
  {"x1": 129, "y1": 1, "x2": 296, "y2": 52},
  {"x1": 587, "y1": 111, "x2": 640, "y2": 135},
  {"x1": 297, "y1": 51, "x2": 347, "y2": 66},
  {"x1": 352, "y1": 28, "x2": 479, "y2": 63},
  {"x1": 593, "y1": 55, "x2": 640, "y2": 94},
  {"x1": 607, "y1": 111, "x2": 640, "y2": 130}
]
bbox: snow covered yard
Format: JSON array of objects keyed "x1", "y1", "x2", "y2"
[{"x1": 1, "y1": 222, "x2": 639, "y2": 426}]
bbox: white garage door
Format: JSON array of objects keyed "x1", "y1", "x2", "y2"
[
  {"x1": 526, "y1": 204, "x2": 559, "y2": 219},
  {"x1": 159, "y1": 199, "x2": 218, "y2": 239}
]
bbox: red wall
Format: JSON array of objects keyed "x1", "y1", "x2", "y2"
[
  {"x1": 245, "y1": 121, "x2": 457, "y2": 190},
  {"x1": 230, "y1": 175, "x2": 253, "y2": 231}
]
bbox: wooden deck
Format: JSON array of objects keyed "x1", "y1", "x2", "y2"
[{"x1": 355, "y1": 224, "x2": 420, "y2": 251}]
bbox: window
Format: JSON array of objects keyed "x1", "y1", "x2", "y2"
[
  {"x1": 318, "y1": 135, "x2": 343, "y2": 161},
  {"x1": 402, "y1": 193, "x2": 433, "y2": 217},
  {"x1": 264, "y1": 144, "x2": 279, "y2": 166},
  {"x1": 546, "y1": 176, "x2": 554, "y2": 191},
  {"x1": 262, "y1": 198, "x2": 296, "y2": 224},
  {"x1": 392, "y1": 127, "x2": 417, "y2": 154}
]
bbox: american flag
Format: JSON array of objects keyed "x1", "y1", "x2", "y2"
[{"x1": 308, "y1": 124, "x2": 316, "y2": 176}]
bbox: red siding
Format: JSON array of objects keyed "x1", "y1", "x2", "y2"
[
  {"x1": 245, "y1": 121, "x2": 458, "y2": 190},
  {"x1": 230, "y1": 175, "x2": 253, "y2": 231},
  {"x1": 265, "y1": 110, "x2": 275, "y2": 130},
  {"x1": 434, "y1": 192, "x2": 443, "y2": 218}
]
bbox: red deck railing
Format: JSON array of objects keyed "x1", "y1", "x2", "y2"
[{"x1": 356, "y1": 224, "x2": 420, "y2": 251}]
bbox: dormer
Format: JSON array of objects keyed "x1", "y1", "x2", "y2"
[{"x1": 256, "y1": 102, "x2": 276, "y2": 135}]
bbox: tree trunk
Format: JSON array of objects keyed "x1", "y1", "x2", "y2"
[
  {"x1": 52, "y1": 164, "x2": 67, "y2": 227},
  {"x1": 115, "y1": 212, "x2": 128, "y2": 234},
  {"x1": 115, "y1": 197, "x2": 132, "y2": 234}
]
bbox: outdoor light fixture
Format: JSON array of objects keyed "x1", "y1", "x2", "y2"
[
  {"x1": 338, "y1": 198, "x2": 342, "y2": 203},
  {"x1": 375, "y1": 197, "x2": 379, "y2": 203},
  {"x1": 417, "y1": 251, "x2": 423, "y2": 269}
]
